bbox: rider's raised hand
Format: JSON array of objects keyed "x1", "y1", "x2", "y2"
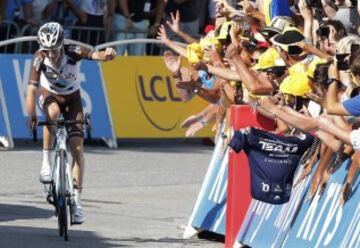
[{"x1": 104, "y1": 47, "x2": 116, "y2": 61}]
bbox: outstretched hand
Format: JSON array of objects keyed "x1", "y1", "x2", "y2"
[
  {"x1": 181, "y1": 114, "x2": 201, "y2": 128},
  {"x1": 157, "y1": 25, "x2": 169, "y2": 43},
  {"x1": 186, "y1": 121, "x2": 206, "y2": 137},
  {"x1": 163, "y1": 51, "x2": 181, "y2": 75},
  {"x1": 293, "y1": 162, "x2": 313, "y2": 187},
  {"x1": 166, "y1": 11, "x2": 180, "y2": 34}
]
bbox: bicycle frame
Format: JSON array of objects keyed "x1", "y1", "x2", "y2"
[{"x1": 52, "y1": 124, "x2": 74, "y2": 200}]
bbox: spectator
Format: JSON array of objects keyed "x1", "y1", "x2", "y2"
[
  {"x1": 19, "y1": 0, "x2": 49, "y2": 25},
  {"x1": 0, "y1": 0, "x2": 6, "y2": 22},
  {"x1": 4, "y1": 0, "x2": 37, "y2": 26},
  {"x1": 164, "y1": 0, "x2": 206, "y2": 40},
  {"x1": 0, "y1": 0, "x2": 36, "y2": 53},
  {"x1": 316, "y1": 20, "x2": 347, "y2": 56},
  {"x1": 199, "y1": 0, "x2": 217, "y2": 35},
  {"x1": 111, "y1": 0, "x2": 164, "y2": 55},
  {"x1": 42, "y1": 0, "x2": 84, "y2": 38},
  {"x1": 71, "y1": 0, "x2": 111, "y2": 46}
]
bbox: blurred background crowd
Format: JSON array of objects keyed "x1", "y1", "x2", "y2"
[{"x1": 0, "y1": 0, "x2": 220, "y2": 53}]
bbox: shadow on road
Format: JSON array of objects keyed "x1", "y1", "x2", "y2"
[
  {"x1": 0, "y1": 204, "x2": 53, "y2": 222},
  {"x1": 0, "y1": 225, "x2": 126, "y2": 248},
  {"x1": 101, "y1": 236, "x2": 219, "y2": 247}
]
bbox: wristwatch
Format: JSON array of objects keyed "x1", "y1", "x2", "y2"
[{"x1": 327, "y1": 78, "x2": 340, "y2": 85}]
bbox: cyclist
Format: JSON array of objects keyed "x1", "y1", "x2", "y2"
[{"x1": 25, "y1": 22, "x2": 116, "y2": 224}]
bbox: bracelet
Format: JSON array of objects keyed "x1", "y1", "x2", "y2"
[{"x1": 328, "y1": 78, "x2": 340, "y2": 84}]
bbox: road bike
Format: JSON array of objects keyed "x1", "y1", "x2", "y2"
[{"x1": 34, "y1": 114, "x2": 91, "y2": 241}]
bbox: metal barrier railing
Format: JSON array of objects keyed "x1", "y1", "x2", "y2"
[
  {"x1": 1, "y1": 21, "x2": 190, "y2": 55},
  {"x1": 0, "y1": 36, "x2": 185, "y2": 55},
  {"x1": 0, "y1": 36, "x2": 94, "y2": 53},
  {"x1": 0, "y1": 21, "x2": 20, "y2": 53}
]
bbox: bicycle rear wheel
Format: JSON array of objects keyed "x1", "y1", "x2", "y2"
[{"x1": 57, "y1": 149, "x2": 69, "y2": 241}]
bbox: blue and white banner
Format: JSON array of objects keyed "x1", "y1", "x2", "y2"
[
  {"x1": 0, "y1": 93, "x2": 7, "y2": 137},
  {"x1": 236, "y1": 162, "x2": 317, "y2": 247},
  {"x1": 184, "y1": 126, "x2": 227, "y2": 237},
  {"x1": 0, "y1": 77, "x2": 14, "y2": 148},
  {"x1": 283, "y1": 159, "x2": 360, "y2": 248},
  {"x1": 0, "y1": 54, "x2": 115, "y2": 144}
]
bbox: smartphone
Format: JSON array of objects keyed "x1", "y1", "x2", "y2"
[
  {"x1": 336, "y1": 53, "x2": 350, "y2": 71},
  {"x1": 317, "y1": 26, "x2": 330, "y2": 38}
]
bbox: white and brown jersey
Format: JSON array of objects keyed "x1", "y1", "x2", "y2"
[{"x1": 29, "y1": 44, "x2": 94, "y2": 95}]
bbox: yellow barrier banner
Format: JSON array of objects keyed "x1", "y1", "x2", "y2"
[{"x1": 101, "y1": 57, "x2": 214, "y2": 138}]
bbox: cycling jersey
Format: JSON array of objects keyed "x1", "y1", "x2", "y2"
[
  {"x1": 29, "y1": 44, "x2": 94, "y2": 95},
  {"x1": 229, "y1": 127, "x2": 314, "y2": 204}
]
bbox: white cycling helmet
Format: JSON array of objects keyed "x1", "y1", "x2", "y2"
[{"x1": 37, "y1": 22, "x2": 64, "y2": 50}]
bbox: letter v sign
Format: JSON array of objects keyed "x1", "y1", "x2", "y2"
[{"x1": 13, "y1": 59, "x2": 42, "y2": 116}]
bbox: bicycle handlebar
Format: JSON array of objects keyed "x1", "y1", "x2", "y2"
[
  {"x1": 37, "y1": 113, "x2": 91, "y2": 128},
  {"x1": 37, "y1": 119, "x2": 87, "y2": 126}
]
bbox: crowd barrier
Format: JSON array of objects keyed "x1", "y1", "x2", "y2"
[
  {"x1": 185, "y1": 107, "x2": 360, "y2": 248},
  {"x1": 226, "y1": 106, "x2": 275, "y2": 248},
  {"x1": 100, "y1": 55, "x2": 213, "y2": 138}
]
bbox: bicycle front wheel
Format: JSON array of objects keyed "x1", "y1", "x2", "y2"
[{"x1": 57, "y1": 149, "x2": 69, "y2": 241}]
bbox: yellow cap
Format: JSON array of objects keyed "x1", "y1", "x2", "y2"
[
  {"x1": 307, "y1": 57, "x2": 328, "y2": 79},
  {"x1": 253, "y1": 47, "x2": 285, "y2": 70},
  {"x1": 280, "y1": 73, "x2": 311, "y2": 97},
  {"x1": 280, "y1": 61, "x2": 311, "y2": 97},
  {"x1": 186, "y1": 42, "x2": 204, "y2": 64},
  {"x1": 186, "y1": 37, "x2": 222, "y2": 64},
  {"x1": 199, "y1": 36, "x2": 221, "y2": 50}
]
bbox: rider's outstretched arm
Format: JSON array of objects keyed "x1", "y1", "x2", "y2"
[{"x1": 90, "y1": 47, "x2": 117, "y2": 61}]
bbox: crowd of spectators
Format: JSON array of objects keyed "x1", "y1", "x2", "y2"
[
  {"x1": 157, "y1": 0, "x2": 360, "y2": 206},
  {"x1": 0, "y1": 0, "x2": 217, "y2": 52}
]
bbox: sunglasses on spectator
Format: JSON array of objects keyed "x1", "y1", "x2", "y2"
[{"x1": 262, "y1": 68, "x2": 285, "y2": 77}]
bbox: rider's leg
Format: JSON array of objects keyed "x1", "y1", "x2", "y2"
[
  {"x1": 69, "y1": 131, "x2": 85, "y2": 224},
  {"x1": 65, "y1": 90, "x2": 85, "y2": 223},
  {"x1": 69, "y1": 136, "x2": 85, "y2": 197},
  {"x1": 40, "y1": 101, "x2": 60, "y2": 183}
]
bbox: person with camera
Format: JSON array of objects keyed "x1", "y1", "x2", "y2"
[{"x1": 26, "y1": 22, "x2": 116, "y2": 224}]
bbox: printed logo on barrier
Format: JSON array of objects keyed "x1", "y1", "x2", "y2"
[{"x1": 135, "y1": 68, "x2": 183, "y2": 131}]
